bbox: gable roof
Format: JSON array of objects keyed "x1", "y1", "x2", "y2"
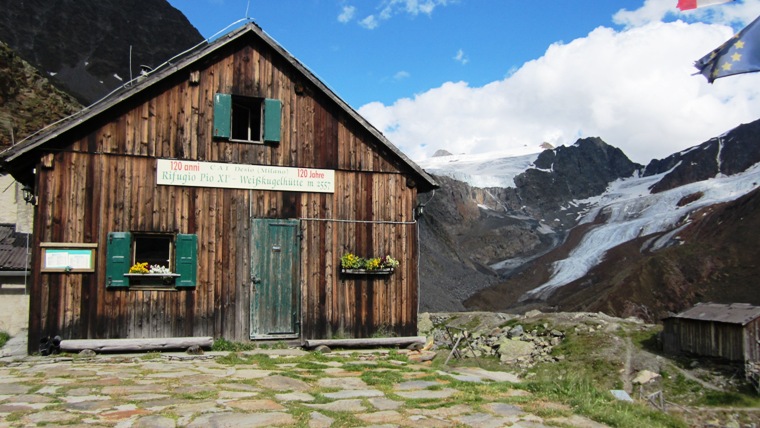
[
  {"x1": 666, "y1": 302, "x2": 760, "y2": 326},
  {"x1": 0, "y1": 22, "x2": 437, "y2": 192}
]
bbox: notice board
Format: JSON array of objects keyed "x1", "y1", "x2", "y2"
[{"x1": 41, "y1": 243, "x2": 97, "y2": 273}]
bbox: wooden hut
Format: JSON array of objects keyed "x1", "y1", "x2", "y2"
[
  {"x1": 0, "y1": 23, "x2": 437, "y2": 354},
  {"x1": 662, "y1": 303, "x2": 760, "y2": 363}
]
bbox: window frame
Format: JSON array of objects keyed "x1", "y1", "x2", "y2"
[
  {"x1": 230, "y1": 96, "x2": 264, "y2": 143},
  {"x1": 131, "y1": 232, "x2": 175, "y2": 272},
  {"x1": 105, "y1": 232, "x2": 197, "y2": 289},
  {"x1": 213, "y1": 93, "x2": 281, "y2": 143}
]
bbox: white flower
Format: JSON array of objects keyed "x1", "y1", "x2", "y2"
[{"x1": 149, "y1": 265, "x2": 171, "y2": 274}]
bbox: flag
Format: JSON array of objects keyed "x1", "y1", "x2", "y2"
[
  {"x1": 677, "y1": 0, "x2": 735, "y2": 10},
  {"x1": 695, "y1": 14, "x2": 760, "y2": 83}
]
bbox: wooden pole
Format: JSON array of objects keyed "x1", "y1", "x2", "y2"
[{"x1": 60, "y1": 336, "x2": 213, "y2": 353}]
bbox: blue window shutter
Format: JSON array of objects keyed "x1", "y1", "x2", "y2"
[
  {"x1": 105, "y1": 232, "x2": 131, "y2": 288},
  {"x1": 263, "y1": 98, "x2": 282, "y2": 142},
  {"x1": 213, "y1": 93, "x2": 232, "y2": 139},
  {"x1": 175, "y1": 234, "x2": 197, "y2": 288}
]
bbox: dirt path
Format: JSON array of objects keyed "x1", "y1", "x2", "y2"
[{"x1": 622, "y1": 336, "x2": 633, "y2": 393}]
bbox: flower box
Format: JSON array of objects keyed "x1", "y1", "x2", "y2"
[
  {"x1": 124, "y1": 273, "x2": 181, "y2": 286},
  {"x1": 124, "y1": 273, "x2": 181, "y2": 278},
  {"x1": 341, "y1": 268, "x2": 394, "y2": 275}
]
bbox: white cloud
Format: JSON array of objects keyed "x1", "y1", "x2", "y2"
[
  {"x1": 394, "y1": 70, "x2": 411, "y2": 80},
  {"x1": 359, "y1": 19, "x2": 760, "y2": 165},
  {"x1": 338, "y1": 5, "x2": 356, "y2": 23},
  {"x1": 360, "y1": 15, "x2": 379, "y2": 29},
  {"x1": 453, "y1": 49, "x2": 469, "y2": 65},
  {"x1": 358, "y1": 0, "x2": 454, "y2": 29},
  {"x1": 614, "y1": 0, "x2": 760, "y2": 28},
  {"x1": 612, "y1": 0, "x2": 673, "y2": 28}
]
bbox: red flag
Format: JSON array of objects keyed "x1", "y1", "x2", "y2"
[{"x1": 677, "y1": 0, "x2": 735, "y2": 10}]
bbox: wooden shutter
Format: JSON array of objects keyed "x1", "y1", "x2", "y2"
[
  {"x1": 263, "y1": 98, "x2": 282, "y2": 142},
  {"x1": 105, "y1": 232, "x2": 131, "y2": 288},
  {"x1": 175, "y1": 234, "x2": 197, "y2": 288},
  {"x1": 213, "y1": 93, "x2": 232, "y2": 139}
]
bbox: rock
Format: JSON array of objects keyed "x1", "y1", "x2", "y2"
[
  {"x1": 497, "y1": 340, "x2": 535, "y2": 363},
  {"x1": 524, "y1": 310, "x2": 542, "y2": 318},
  {"x1": 418, "y1": 313, "x2": 434, "y2": 334},
  {"x1": 632, "y1": 370, "x2": 660, "y2": 385},
  {"x1": 313, "y1": 345, "x2": 331, "y2": 353},
  {"x1": 407, "y1": 351, "x2": 436, "y2": 363},
  {"x1": 79, "y1": 349, "x2": 96, "y2": 357},
  {"x1": 186, "y1": 345, "x2": 203, "y2": 355},
  {"x1": 508, "y1": 325, "x2": 524, "y2": 338}
]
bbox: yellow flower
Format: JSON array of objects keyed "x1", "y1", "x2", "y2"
[
  {"x1": 129, "y1": 262, "x2": 149, "y2": 274},
  {"x1": 366, "y1": 257, "x2": 381, "y2": 270}
]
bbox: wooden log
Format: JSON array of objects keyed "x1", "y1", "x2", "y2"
[
  {"x1": 304, "y1": 336, "x2": 426, "y2": 349},
  {"x1": 60, "y1": 336, "x2": 213, "y2": 353}
]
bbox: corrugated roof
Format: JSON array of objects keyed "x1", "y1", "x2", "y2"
[
  {"x1": 0, "y1": 22, "x2": 437, "y2": 192},
  {"x1": 0, "y1": 223, "x2": 30, "y2": 270},
  {"x1": 669, "y1": 302, "x2": 760, "y2": 326}
]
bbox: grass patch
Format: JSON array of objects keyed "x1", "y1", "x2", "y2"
[
  {"x1": 371, "y1": 324, "x2": 397, "y2": 338},
  {"x1": 174, "y1": 389, "x2": 218, "y2": 400},
  {"x1": 523, "y1": 374, "x2": 687, "y2": 428},
  {"x1": 0, "y1": 331, "x2": 9, "y2": 348},
  {"x1": 699, "y1": 390, "x2": 759, "y2": 407},
  {"x1": 138, "y1": 351, "x2": 162, "y2": 360},
  {"x1": 216, "y1": 352, "x2": 257, "y2": 365},
  {"x1": 294, "y1": 361, "x2": 328, "y2": 371},
  {"x1": 624, "y1": 324, "x2": 662, "y2": 353},
  {"x1": 360, "y1": 368, "x2": 405, "y2": 387},
  {"x1": 211, "y1": 338, "x2": 258, "y2": 352}
]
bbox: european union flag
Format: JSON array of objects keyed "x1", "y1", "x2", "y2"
[{"x1": 695, "y1": 14, "x2": 760, "y2": 83}]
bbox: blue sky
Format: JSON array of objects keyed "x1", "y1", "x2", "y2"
[{"x1": 167, "y1": 0, "x2": 760, "y2": 164}]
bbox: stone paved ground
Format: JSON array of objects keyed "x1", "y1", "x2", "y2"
[{"x1": 0, "y1": 344, "x2": 609, "y2": 428}]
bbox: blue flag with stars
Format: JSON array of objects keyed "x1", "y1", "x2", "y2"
[{"x1": 695, "y1": 14, "x2": 760, "y2": 83}]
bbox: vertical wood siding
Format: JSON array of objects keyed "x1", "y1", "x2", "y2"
[
  {"x1": 663, "y1": 318, "x2": 759, "y2": 362},
  {"x1": 28, "y1": 35, "x2": 420, "y2": 350}
]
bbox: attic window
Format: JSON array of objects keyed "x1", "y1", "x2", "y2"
[
  {"x1": 213, "y1": 93, "x2": 281, "y2": 143},
  {"x1": 231, "y1": 97, "x2": 263, "y2": 142}
]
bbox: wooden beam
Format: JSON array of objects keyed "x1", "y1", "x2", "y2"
[
  {"x1": 304, "y1": 336, "x2": 426, "y2": 349},
  {"x1": 60, "y1": 336, "x2": 213, "y2": 353}
]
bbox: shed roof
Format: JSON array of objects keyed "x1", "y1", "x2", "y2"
[
  {"x1": 667, "y1": 302, "x2": 760, "y2": 326},
  {"x1": 0, "y1": 22, "x2": 437, "y2": 192},
  {"x1": 0, "y1": 223, "x2": 30, "y2": 270}
]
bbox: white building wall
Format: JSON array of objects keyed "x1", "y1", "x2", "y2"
[{"x1": 0, "y1": 174, "x2": 33, "y2": 233}]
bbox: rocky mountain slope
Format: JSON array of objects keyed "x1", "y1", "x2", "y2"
[
  {"x1": 421, "y1": 120, "x2": 760, "y2": 320},
  {"x1": 0, "y1": 42, "x2": 81, "y2": 149},
  {"x1": 0, "y1": 0, "x2": 203, "y2": 104},
  {"x1": 418, "y1": 138, "x2": 643, "y2": 311}
]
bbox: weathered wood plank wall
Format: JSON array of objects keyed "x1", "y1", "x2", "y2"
[
  {"x1": 663, "y1": 318, "x2": 752, "y2": 362},
  {"x1": 28, "y1": 34, "x2": 420, "y2": 351}
]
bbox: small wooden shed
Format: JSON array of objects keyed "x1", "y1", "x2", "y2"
[
  {"x1": 0, "y1": 22, "x2": 437, "y2": 354},
  {"x1": 662, "y1": 302, "x2": 760, "y2": 363}
]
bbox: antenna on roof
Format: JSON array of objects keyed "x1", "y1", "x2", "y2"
[{"x1": 128, "y1": 45, "x2": 134, "y2": 88}]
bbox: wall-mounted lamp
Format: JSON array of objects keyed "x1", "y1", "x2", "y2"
[
  {"x1": 414, "y1": 204, "x2": 425, "y2": 219},
  {"x1": 21, "y1": 185, "x2": 35, "y2": 205}
]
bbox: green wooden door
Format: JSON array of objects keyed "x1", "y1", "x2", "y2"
[{"x1": 250, "y1": 219, "x2": 300, "y2": 339}]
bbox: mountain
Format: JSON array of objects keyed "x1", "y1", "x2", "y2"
[
  {"x1": 418, "y1": 137, "x2": 642, "y2": 311},
  {"x1": 0, "y1": 0, "x2": 203, "y2": 105},
  {"x1": 420, "y1": 120, "x2": 760, "y2": 321},
  {"x1": 0, "y1": 41, "x2": 82, "y2": 149}
]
